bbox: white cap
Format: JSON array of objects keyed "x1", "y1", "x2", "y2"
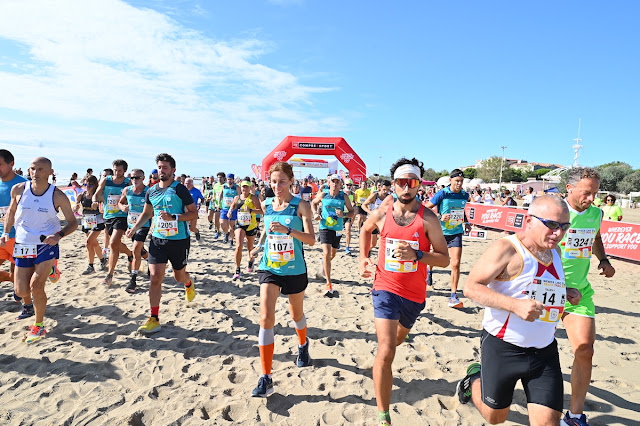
[{"x1": 330, "y1": 174, "x2": 341, "y2": 181}]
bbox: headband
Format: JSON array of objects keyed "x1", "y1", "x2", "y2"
[
  {"x1": 393, "y1": 164, "x2": 421, "y2": 179},
  {"x1": 450, "y1": 170, "x2": 464, "y2": 178}
]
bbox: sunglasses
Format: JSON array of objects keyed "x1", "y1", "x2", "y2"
[
  {"x1": 395, "y1": 178, "x2": 420, "y2": 189},
  {"x1": 130, "y1": 176, "x2": 144, "y2": 180},
  {"x1": 606, "y1": 199, "x2": 614, "y2": 202},
  {"x1": 530, "y1": 215, "x2": 571, "y2": 232}
]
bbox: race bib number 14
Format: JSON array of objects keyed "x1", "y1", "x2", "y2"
[{"x1": 530, "y1": 278, "x2": 566, "y2": 323}]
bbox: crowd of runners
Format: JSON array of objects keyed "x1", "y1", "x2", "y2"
[{"x1": 0, "y1": 148, "x2": 615, "y2": 426}]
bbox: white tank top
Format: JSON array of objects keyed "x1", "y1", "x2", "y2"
[
  {"x1": 482, "y1": 234, "x2": 566, "y2": 349},
  {"x1": 15, "y1": 182, "x2": 61, "y2": 244},
  {"x1": 370, "y1": 196, "x2": 383, "y2": 211}
]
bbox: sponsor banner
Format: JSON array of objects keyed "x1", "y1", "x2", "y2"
[
  {"x1": 250, "y1": 164, "x2": 261, "y2": 179},
  {"x1": 60, "y1": 186, "x2": 84, "y2": 217},
  {"x1": 600, "y1": 221, "x2": 640, "y2": 262},
  {"x1": 465, "y1": 203, "x2": 527, "y2": 233},
  {"x1": 465, "y1": 203, "x2": 640, "y2": 262}
]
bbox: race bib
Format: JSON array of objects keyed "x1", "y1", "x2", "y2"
[
  {"x1": 223, "y1": 197, "x2": 234, "y2": 208},
  {"x1": 564, "y1": 228, "x2": 596, "y2": 259},
  {"x1": 127, "y1": 211, "x2": 141, "y2": 228},
  {"x1": 267, "y1": 234, "x2": 295, "y2": 263},
  {"x1": 105, "y1": 194, "x2": 120, "y2": 215},
  {"x1": 446, "y1": 209, "x2": 464, "y2": 229},
  {"x1": 302, "y1": 193, "x2": 311, "y2": 201},
  {"x1": 156, "y1": 215, "x2": 178, "y2": 237},
  {"x1": 14, "y1": 243, "x2": 37, "y2": 259},
  {"x1": 530, "y1": 277, "x2": 566, "y2": 323},
  {"x1": 384, "y1": 238, "x2": 419, "y2": 273},
  {"x1": 237, "y1": 211, "x2": 251, "y2": 226},
  {"x1": 358, "y1": 197, "x2": 367, "y2": 204},
  {"x1": 82, "y1": 214, "x2": 98, "y2": 230}
]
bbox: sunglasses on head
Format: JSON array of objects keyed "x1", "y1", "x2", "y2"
[
  {"x1": 530, "y1": 215, "x2": 571, "y2": 232},
  {"x1": 395, "y1": 178, "x2": 420, "y2": 189}
]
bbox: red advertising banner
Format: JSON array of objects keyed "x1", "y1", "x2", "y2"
[
  {"x1": 600, "y1": 221, "x2": 640, "y2": 262},
  {"x1": 464, "y1": 203, "x2": 640, "y2": 262},
  {"x1": 464, "y1": 203, "x2": 528, "y2": 233}
]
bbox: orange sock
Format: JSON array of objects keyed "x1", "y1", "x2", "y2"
[
  {"x1": 259, "y1": 343, "x2": 274, "y2": 375},
  {"x1": 295, "y1": 327, "x2": 307, "y2": 346}
]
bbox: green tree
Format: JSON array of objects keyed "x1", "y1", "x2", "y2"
[
  {"x1": 510, "y1": 168, "x2": 524, "y2": 182},
  {"x1": 618, "y1": 170, "x2": 640, "y2": 194},
  {"x1": 437, "y1": 169, "x2": 449, "y2": 178},
  {"x1": 476, "y1": 156, "x2": 513, "y2": 182},
  {"x1": 463, "y1": 168, "x2": 476, "y2": 179},
  {"x1": 422, "y1": 168, "x2": 439, "y2": 182},
  {"x1": 597, "y1": 163, "x2": 633, "y2": 192}
]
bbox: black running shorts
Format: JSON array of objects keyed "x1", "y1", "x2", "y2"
[
  {"x1": 257, "y1": 270, "x2": 308, "y2": 295},
  {"x1": 105, "y1": 217, "x2": 128, "y2": 235},
  {"x1": 480, "y1": 330, "x2": 563, "y2": 412},
  {"x1": 148, "y1": 236, "x2": 190, "y2": 271},
  {"x1": 319, "y1": 229, "x2": 342, "y2": 249}
]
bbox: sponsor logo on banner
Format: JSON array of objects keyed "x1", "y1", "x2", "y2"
[
  {"x1": 293, "y1": 142, "x2": 335, "y2": 150},
  {"x1": 274, "y1": 151, "x2": 288, "y2": 161},
  {"x1": 480, "y1": 208, "x2": 503, "y2": 224},
  {"x1": 506, "y1": 212, "x2": 525, "y2": 229},
  {"x1": 600, "y1": 222, "x2": 640, "y2": 261},
  {"x1": 464, "y1": 229, "x2": 487, "y2": 239},
  {"x1": 340, "y1": 153, "x2": 354, "y2": 163}
]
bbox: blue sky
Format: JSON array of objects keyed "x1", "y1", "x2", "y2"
[{"x1": 1, "y1": 0, "x2": 638, "y2": 181}]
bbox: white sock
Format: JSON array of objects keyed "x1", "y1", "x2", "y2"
[{"x1": 568, "y1": 410, "x2": 582, "y2": 418}]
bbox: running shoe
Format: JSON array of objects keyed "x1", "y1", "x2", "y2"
[
  {"x1": 456, "y1": 362, "x2": 481, "y2": 404},
  {"x1": 213, "y1": 231, "x2": 219, "y2": 239},
  {"x1": 102, "y1": 273, "x2": 113, "y2": 287},
  {"x1": 195, "y1": 230, "x2": 201, "y2": 241},
  {"x1": 208, "y1": 222, "x2": 213, "y2": 230},
  {"x1": 251, "y1": 375, "x2": 274, "y2": 398},
  {"x1": 99, "y1": 257, "x2": 108, "y2": 271},
  {"x1": 448, "y1": 293, "x2": 464, "y2": 308},
  {"x1": 296, "y1": 338, "x2": 311, "y2": 367},
  {"x1": 16, "y1": 304, "x2": 35, "y2": 320},
  {"x1": 126, "y1": 275, "x2": 137, "y2": 294},
  {"x1": 185, "y1": 282, "x2": 196, "y2": 302},
  {"x1": 13, "y1": 291, "x2": 22, "y2": 302},
  {"x1": 48, "y1": 260, "x2": 61, "y2": 283},
  {"x1": 223, "y1": 233, "x2": 229, "y2": 244},
  {"x1": 561, "y1": 412, "x2": 589, "y2": 426},
  {"x1": 345, "y1": 247, "x2": 352, "y2": 256},
  {"x1": 324, "y1": 289, "x2": 335, "y2": 298},
  {"x1": 233, "y1": 272, "x2": 241, "y2": 280},
  {"x1": 25, "y1": 325, "x2": 47, "y2": 344},
  {"x1": 81, "y1": 264, "x2": 95, "y2": 275},
  {"x1": 138, "y1": 317, "x2": 161, "y2": 334},
  {"x1": 246, "y1": 261, "x2": 254, "y2": 274}
]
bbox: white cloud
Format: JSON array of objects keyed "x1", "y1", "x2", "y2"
[{"x1": 0, "y1": 0, "x2": 343, "y2": 176}]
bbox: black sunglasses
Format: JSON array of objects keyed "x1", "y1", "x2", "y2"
[
  {"x1": 130, "y1": 176, "x2": 144, "y2": 180},
  {"x1": 530, "y1": 215, "x2": 571, "y2": 232}
]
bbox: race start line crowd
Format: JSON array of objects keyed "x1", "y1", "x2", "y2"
[{"x1": 0, "y1": 149, "x2": 615, "y2": 426}]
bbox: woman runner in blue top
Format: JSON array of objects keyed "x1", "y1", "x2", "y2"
[{"x1": 248, "y1": 161, "x2": 315, "y2": 398}]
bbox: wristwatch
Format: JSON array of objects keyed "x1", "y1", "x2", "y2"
[
  {"x1": 57, "y1": 230, "x2": 65, "y2": 238},
  {"x1": 286, "y1": 226, "x2": 292, "y2": 235},
  {"x1": 415, "y1": 250, "x2": 424, "y2": 261}
]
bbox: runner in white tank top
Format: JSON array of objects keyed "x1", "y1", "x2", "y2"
[
  {"x1": 0, "y1": 157, "x2": 78, "y2": 344},
  {"x1": 454, "y1": 195, "x2": 582, "y2": 425}
]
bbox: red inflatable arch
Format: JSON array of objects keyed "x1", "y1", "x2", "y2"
[{"x1": 261, "y1": 136, "x2": 367, "y2": 183}]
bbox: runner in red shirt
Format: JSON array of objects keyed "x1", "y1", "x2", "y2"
[{"x1": 359, "y1": 157, "x2": 449, "y2": 426}]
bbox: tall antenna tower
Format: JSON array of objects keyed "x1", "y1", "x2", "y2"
[{"x1": 572, "y1": 118, "x2": 583, "y2": 167}]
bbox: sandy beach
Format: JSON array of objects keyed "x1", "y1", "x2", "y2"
[{"x1": 1, "y1": 209, "x2": 639, "y2": 425}]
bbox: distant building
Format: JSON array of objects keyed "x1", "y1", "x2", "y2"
[{"x1": 464, "y1": 158, "x2": 564, "y2": 172}]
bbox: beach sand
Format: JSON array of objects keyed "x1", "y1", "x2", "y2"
[{"x1": 1, "y1": 210, "x2": 639, "y2": 425}]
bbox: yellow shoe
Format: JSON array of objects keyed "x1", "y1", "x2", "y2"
[
  {"x1": 138, "y1": 317, "x2": 161, "y2": 334},
  {"x1": 185, "y1": 282, "x2": 196, "y2": 302}
]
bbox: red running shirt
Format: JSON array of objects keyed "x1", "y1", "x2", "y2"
[{"x1": 374, "y1": 203, "x2": 431, "y2": 303}]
